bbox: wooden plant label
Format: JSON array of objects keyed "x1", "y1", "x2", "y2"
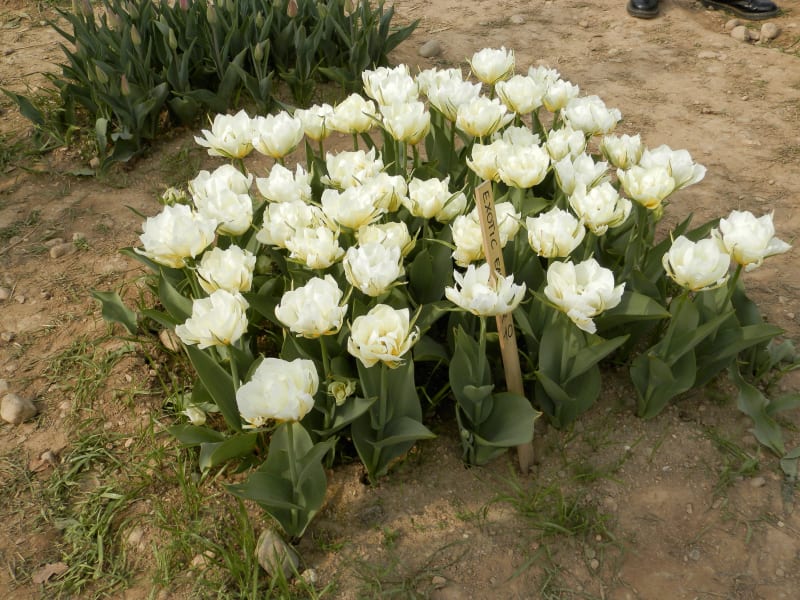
[{"x1": 474, "y1": 180, "x2": 535, "y2": 473}]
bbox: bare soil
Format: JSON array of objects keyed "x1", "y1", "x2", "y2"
[{"x1": 1, "y1": 0, "x2": 800, "y2": 598}]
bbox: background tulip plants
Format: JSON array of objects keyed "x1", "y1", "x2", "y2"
[{"x1": 96, "y1": 48, "x2": 796, "y2": 542}]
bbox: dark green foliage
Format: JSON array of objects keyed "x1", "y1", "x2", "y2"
[{"x1": 4, "y1": 0, "x2": 417, "y2": 167}]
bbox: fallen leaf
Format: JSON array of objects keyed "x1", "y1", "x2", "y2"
[{"x1": 31, "y1": 562, "x2": 68, "y2": 584}]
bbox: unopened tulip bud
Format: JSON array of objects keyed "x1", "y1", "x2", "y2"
[
  {"x1": 254, "y1": 41, "x2": 264, "y2": 63},
  {"x1": 179, "y1": 0, "x2": 189, "y2": 10},
  {"x1": 207, "y1": 4, "x2": 217, "y2": 24},
  {"x1": 120, "y1": 74, "x2": 131, "y2": 96},
  {"x1": 130, "y1": 25, "x2": 141, "y2": 47},
  {"x1": 168, "y1": 28, "x2": 178, "y2": 50},
  {"x1": 127, "y1": 1, "x2": 139, "y2": 19},
  {"x1": 287, "y1": 0, "x2": 298, "y2": 17},
  {"x1": 255, "y1": 11, "x2": 264, "y2": 28},
  {"x1": 94, "y1": 65, "x2": 109, "y2": 85}
]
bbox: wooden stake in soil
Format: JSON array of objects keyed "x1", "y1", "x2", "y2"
[{"x1": 473, "y1": 180, "x2": 536, "y2": 473}]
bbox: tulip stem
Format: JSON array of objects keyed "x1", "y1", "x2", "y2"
[
  {"x1": 285, "y1": 422, "x2": 300, "y2": 531},
  {"x1": 319, "y1": 338, "x2": 332, "y2": 430},
  {"x1": 723, "y1": 264, "x2": 743, "y2": 308},
  {"x1": 370, "y1": 363, "x2": 390, "y2": 476}
]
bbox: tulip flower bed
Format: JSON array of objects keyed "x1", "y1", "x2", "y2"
[{"x1": 97, "y1": 47, "x2": 793, "y2": 542}]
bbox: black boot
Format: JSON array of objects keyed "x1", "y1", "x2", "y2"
[
  {"x1": 701, "y1": 0, "x2": 778, "y2": 20},
  {"x1": 627, "y1": 0, "x2": 659, "y2": 19}
]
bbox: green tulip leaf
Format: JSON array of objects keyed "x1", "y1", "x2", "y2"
[
  {"x1": 90, "y1": 289, "x2": 139, "y2": 334},
  {"x1": 226, "y1": 472, "x2": 302, "y2": 511},
  {"x1": 367, "y1": 416, "x2": 436, "y2": 450},
  {"x1": 198, "y1": 432, "x2": 258, "y2": 471},
  {"x1": 730, "y1": 366, "x2": 785, "y2": 456},
  {"x1": 167, "y1": 424, "x2": 225, "y2": 446},
  {"x1": 314, "y1": 395, "x2": 377, "y2": 436},
  {"x1": 158, "y1": 272, "x2": 192, "y2": 322},
  {"x1": 185, "y1": 345, "x2": 241, "y2": 431},
  {"x1": 472, "y1": 392, "x2": 537, "y2": 448}
]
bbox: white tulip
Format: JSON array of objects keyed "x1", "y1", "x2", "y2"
[
  {"x1": 617, "y1": 165, "x2": 676, "y2": 210},
  {"x1": 639, "y1": 145, "x2": 706, "y2": 190},
  {"x1": 716, "y1": 210, "x2": 791, "y2": 271},
  {"x1": 362, "y1": 64, "x2": 418, "y2": 106},
  {"x1": 662, "y1": 235, "x2": 730, "y2": 291},
  {"x1": 328, "y1": 379, "x2": 357, "y2": 406},
  {"x1": 275, "y1": 275, "x2": 347, "y2": 338},
  {"x1": 569, "y1": 182, "x2": 632, "y2": 235},
  {"x1": 197, "y1": 246, "x2": 256, "y2": 293},
  {"x1": 544, "y1": 258, "x2": 625, "y2": 334},
  {"x1": 452, "y1": 202, "x2": 519, "y2": 266},
  {"x1": 527, "y1": 65, "x2": 561, "y2": 88},
  {"x1": 600, "y1": 134, "x2": 643, "y2": 170},
  {"x1": 361, "y1": 172, "x2": 408, "y2": 212},
  {"x1": 330, "y1": 93, "x2": 379, "y2": 134},
  {"x1": 347, "y1": 304, "x2": 418, "y2": 368},
  {"x1": 425, "y1": 78, "x2": 482, "y2": 122},
  {"x1": 416, "y1": 67, "x2": 463, "y2": 97},
  {"x1": 554, "y1": 153, "x2": 609, "y2": 196},
  {"x1": 404, "y1": 176, "x2": 465, "y2": 221},
  {"x1": 495, "y1": 125, "x2": 541, "y2": 148},
  {"x1": 251, "y1": 112, "x2": 304, "y2": 159},
  {"x1": 194, "y1": 109, "x2": 253, "y2": 159},
  {"x1": 175, "y1": 290, "x2": 249, "y2": 348},
  {"x1": 236, "y1": 358, "x2": 318, "y2": 426},
  {"x1": 321, "y1": 186, "x2": 385, "y2": 230},
  {"x1": 190, "y1": 167, "x2": 254, "y2": 236},
  {"x1": 380, "y1": 101, "x2": 430, "y2": 144},
  {"x1": 542, "y1": 79, "x2": 580, "y2": 112},
  {"x1": 563, "y1": 95, "x2": 622, "y2": 136},
  {"x1": 136, "y1": 203, "x2": 217, "y2": 268},
  {"x1": 255, "y1": 163, "x2": 311, "y2": 204},
  {"x1": 497, "y1": 143, "x2": 550, "y2": 189},
  {"x1": 526, "y1": 207, "x2": 586, "y2": 258},
  {"x1": 343, "y1": 242, "x2": 404, "y2": 297},
  {"x1": 495, "y1": 74, "x2": 546, "y2": 114},
  {"x1": 323, "y1": 147, "x2": 384, "y2": 189},
  {"x1": 357, "y1": 221, "x2": 415, "y2": 256},
  {"x1": 469, "y1": 47, "x2": 515, "y2": 85},
  {"x1": 257, "y1": 201, "x2": 326, "y2": 249},
  {"x1": 466, "y1": 140, "x2": 505, "y2": 182},
  {"x1": 445, "y1": 263, "x2": 526, "y2": 316},
  {"x1": 545, "y1": 126, "x2": 586, "y2": 161},
  {"x1": 285, "y1": 226, "x2": 345, "y2": 270},
  {"x1": 456, "y1": 96, "x2": 515, "y2": 138},
  {"x1": 295, "y1": 103, "x2": 335, "y2": 141}
]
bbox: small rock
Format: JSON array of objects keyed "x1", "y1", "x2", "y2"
[
  {"x1": 712, "y1": 498, "x2": 724, "y2": 509},
  {"x1": 300, "y1": 568, "x2": 318, "y2": 586},
  {"x1": 1, "y1": 331, "x2": 15, "y2": 343},
  {"x1": 761, "y1": 22, "x2": 780, "y2": 40},
  {"x1": 359, "y1": 504, "x2": 385, "y2": 526},
  {"x1": 688, "y1": 548, "x2": 701, "y2": 561},
  {"x1": 1, "y1": 393, "x2": 38, "y2": 425},
  {"x1": 50, "y1": 243, "x2": 76, "y2": 259},
  {"x1": 698, "y1": 50, "x2": 718, "y2": 59},
  {"x1": 432, "y1": 575, "x2": 447, "y2": 589},
  {"x1": 191, "y1": 550, "x2": 215, "y2": 569},
  {"x1": 0, "y1": 287, "x2": 10, "y2": 301},
  {"x1": 126, "y1": 526, "x2": 144, "y2": 548},
  {"x1": 686, "y1": 503, "x2": 693, "y2": 515},
  {"x1": 14, "y1": 295, "x2": 25, "y2": 304},
  {"x1": 256, "y1": 529, "x2": 299, "y2": 580},
  {"x1": 725, "y1": 18, "x2": 742, "y2": 31},
  {"x1": 89, "y1": 157, "x2": 101, "y2": 170},
  {"x1": 731, "y1": 25, "x2": 752, "y2": 42},
  {"x1": 589, "y1": 559, "x2": 599, "y2": 570},
  {"x1": 0, "y1": 380, "x2": 7, "y2": 395},
  {"x1": 43, "y1": 238, "x2": 64, "y2": 248},
  {"x1": 40, "y1": 291, "x2": 51, "y2": 300},
  {"x1": 159, "y1": 329, "x2": 182, "y2": 352},
  {"x1": 579, "y1": 20, "x2": 589, "y2": 28},
  {"x1": 71, "y1": 232, "x2": 85, "y2": 242},
  {"x1": 509, "y1": 14, "x2": 526, "y2": 25},
  {"x1": 776, "y1": 568, "x2": 785, "y2": 577},
  {"x1": 750, "y1": 30, "x2": 761, "y2": 41},
  {"x1": 750, "y1": 476, "x2": 766, "y2": 488},
  {"x1": 419, "y1": 39, "x2": 443, "y2": 58}
]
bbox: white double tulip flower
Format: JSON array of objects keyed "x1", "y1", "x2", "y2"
[
  {"x1": 528, "y1": 65, "x2": 561, "y2": 88},
  {"x1": 255, "y1": 163, "x2": 312, "y2": 204},
  {"x1": 321, "y1": 186, "x2": 385, "y2": 230},
  {"x1": 451, "y1": 202, "x2": 520, "y2": 267},
  {"x1": 194, "y1": 109, "x2": 253, "y2": 159},
  {"x1": 569, "y1": 182, "x2": 632, "y2": 235},
  {"x1": 357, "y1": 221, "x2": 415, "y2": 256},
  {"x1": 469, "y1": 47, "x2": 515, "y2": 85},
  {"x1": 137, "y1": 203, "x2": 217, "y2": 268},
  {"x1": 445, "y1": 263, "x2": 526, "y2": 317},
  {"x1": 294, "y1": 103, "x2": 334, "y2": 141},
  {"x1": 380, "y1": 101, "x2": 431, "y2": 144},
  {"x1": 617, "y1": 165, "x2": 676, "y2": 210},
  {"x1": 542, "y1": 79, "x2": 580, "y2": 112},
  {"x1": 716, "y1": 210, "x2": 791, "y2": 271},
  {"x1": 526, "y1": 207, "x2": 586, "y2": 258},
  {"x1": 600, "y1": 134, "x2": 643, "y2": 170},
  {"x1": 343, "y1": 242, "x2": 405, "y2": 297},
  {"x1": 554, "y1": 153, "x2": 609, "y2": 196},
  {"x1": 544, "y1": 258, "x2": 625, "y2": 334},
  {"x1": 425, "y1": 78, "x2": 482, "y2": 122},
  {"x1": 662, "y1": 235, "x2": 730, "y2": 291},
  {"x1": 563, "y1": 95, "x2": 622, "y2": 136},
  {"x1": 175, "y1": 289, "x2": 249, "y2": 348},
  {"x1": 251, "y1": 112, "x2": 304, "y2": 159},
  {"x1": 362, "y1": 64, "x2": 418, "y2": 106},
  {"x1": 545, "y1": 126, "x2": 586, "y2": 162},
  {"x1": 495, "y1": 125, "x2": 541, "y2": 148},
  {"x1": 285, "y1": 226, "x2": 345, "y2": 270},
  {"x1": 275, "y1": 275, "x2": 347, "y2": 338},
  {"x1": 495, "y1": 74, "x2": 546, "y2": 114},
  {"x1": 361, "y1": 173, "x2": 408, "y2": 212},
  {"x1": 497, "y1": 143, "x2": 550, "y2": 189},
  {"x1": 456, "y1": 96, "x2": 515, "y2": 138},
  {"x1": 257, "y1": 201, "x2": 326, "y2": 249},
  {"x1": 415, "y1": 67, "x2": 463, "y2": 97},
  {"x1": 639, "y1": 145, "x2": 706, "y2": 190},
  {"x1": 404, "y1": 176, "x2": 467, "y2": 221},
  {"x1": 190, "y1": 164, "x2": 254, "y2": 235},
  {"x1": 467, "y1": 141, "x2": 504, "y2": 182},
  {"x1": 197, "y1": 246, "x2": 256, "y2": 294},
  {"x1": 323, "y1": 148, "x2": 384, "y2": 189},
  {"x1": 330, "y1": 93, "x2": 379, "y2": 135},
  {"x1": 236, "y1": 358, "x2": 318, "y2": 426},
  {"x1": 347, "y1": 304, "x2": 419, "y2": 368}
]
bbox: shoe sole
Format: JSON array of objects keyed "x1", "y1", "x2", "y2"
[
  {"x1": 626, "y1": 0, "x2": 659, "y2": 18},
  {"x1": 700, "y1": 0, "x2": 778, "y2": 20}
]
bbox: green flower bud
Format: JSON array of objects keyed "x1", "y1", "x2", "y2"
[
  {"x1": 94, "y1": 64, "x2": 109, "y2": 85},
  {"x1": 130, "y1": 25, "x2": 141, "y2": 47},
  {"x1": 168, "y1": 28, "x2": 178, "y2": 51},
  {"x1": 206, "y1": 4, "x2": 217, "y2": 24},
  {"x1": 120, "y1": 74, "x2": 131, "y2": 97}
]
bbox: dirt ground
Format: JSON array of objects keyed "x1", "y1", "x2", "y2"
[{"x1": 1, "y1": 0, "x2": 800, "y2": 598}]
